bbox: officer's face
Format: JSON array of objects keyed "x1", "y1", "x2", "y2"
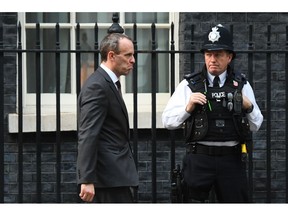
[{"x1": 204, "y1": 50, "x2": 233, "y2": 76}]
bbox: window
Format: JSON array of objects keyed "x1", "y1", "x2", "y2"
[{"x1": 9, "y1": 12, "x2": 179, "y2": 132}]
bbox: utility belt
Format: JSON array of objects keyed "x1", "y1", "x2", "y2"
[{"x1": 186, "y1": 143, "x2": 241, "y2": 156}]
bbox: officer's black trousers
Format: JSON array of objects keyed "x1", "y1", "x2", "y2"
[{"x1": 182, "y1": 152, "x2": 249, "y2": 203}]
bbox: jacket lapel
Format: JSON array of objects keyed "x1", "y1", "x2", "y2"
[{"x1": 98, "y1": 69, "x2": 130, "y2": 127}]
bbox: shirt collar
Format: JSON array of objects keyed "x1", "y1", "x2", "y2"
[
  {"x1": 207, "y1": 71, "x2": 227, "y2": 87},
  {"x1": 100, "y1": 63, "x2": 119, "y2": 84}
]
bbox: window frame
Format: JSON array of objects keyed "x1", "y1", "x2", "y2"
[{"x1": 8, "y1": 12, "x2": 180, "y2": 133}]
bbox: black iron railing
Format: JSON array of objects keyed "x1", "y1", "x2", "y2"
[{"x1": 1, "y1": 20, "x2": 288, "y2": 203}]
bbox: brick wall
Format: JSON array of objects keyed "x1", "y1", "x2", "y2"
[
  {"x1": 5, "y1": 130, "x2": 185, "y2": 203},
  {"x1": 1, "y1": 12, "x2": 18, "y2": 202}
]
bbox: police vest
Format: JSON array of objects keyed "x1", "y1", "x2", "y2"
[{"x1": 184, "y1": 70, "x2": 249, "y2": 142}]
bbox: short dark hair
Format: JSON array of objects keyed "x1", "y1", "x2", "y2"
[{"x1": 100, "y1": 33, "x2": 133, "y2": 62}]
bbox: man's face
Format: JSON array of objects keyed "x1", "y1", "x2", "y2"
[
  {"x1": 204, "y1": 50, "x2": 233, "y2": 76},
  {"x1": 112, "y1": 38, "x2": 135, "y2": 77}
]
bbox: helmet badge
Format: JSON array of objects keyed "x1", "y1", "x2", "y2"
[{"x1": 208, "y1": 26, "x2": 221, "y2": 43}]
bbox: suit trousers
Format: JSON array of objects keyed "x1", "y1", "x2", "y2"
[
  {"x1": 182, "y1": 152, "x2": 249, "y2": 203},
  {"x1": 94, "y1": 186, "x2": 136, "y2": 203}
]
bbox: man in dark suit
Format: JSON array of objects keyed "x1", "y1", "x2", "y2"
[{"x1": 77, "y1": 33, "x2": 139, "y2": 203}]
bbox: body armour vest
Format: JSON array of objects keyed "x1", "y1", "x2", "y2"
[{"x1": 184, "y1": 67, "x2": 248, "y2": 142}]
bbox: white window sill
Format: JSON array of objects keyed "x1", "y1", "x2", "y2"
[
  {"x1": 8, "y1": 93, "x2": 170, "y2": 133},
  {"x1": 8, "y1": 111, "x2": 165, "y2": 133}
]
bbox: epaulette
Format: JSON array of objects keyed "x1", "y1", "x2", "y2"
[
  {"x1": 234, "y1": 71, "x2": 247, "y2": 84},
  {"x1": 184, "y1": 71, "x2": 205, "y2": 93},
  {"x1": 184, "y1": 71, "x2": 203, "y2": 84}
]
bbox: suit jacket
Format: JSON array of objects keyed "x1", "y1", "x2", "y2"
[{"x1": 76, "y1": 67, "x2": 139, "y2": 188}]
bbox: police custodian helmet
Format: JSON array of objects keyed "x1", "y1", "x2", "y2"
[{"x1": 200, "y1": 24, "x2": 236, "y2": 59}]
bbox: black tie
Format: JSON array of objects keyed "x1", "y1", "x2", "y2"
[
  {"x1": 213, "y1": 76, "x2": 220, "y2": 88},
  {"x1": 115, "y1": 80, "x2": 122, "y2": 96}
]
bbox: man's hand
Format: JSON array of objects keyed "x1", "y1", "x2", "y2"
[
  {"x1": 79, "y1": 183, "x2": 95, "y2": 202},
  {"x1": 242, "y1": 95, "x2": 253, "y2": 110},
  {"x1": 185, "y1": 92, "x2": 207, "y2": 113}
]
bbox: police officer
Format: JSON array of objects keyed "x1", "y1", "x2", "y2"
[{"x1": 162, "y1": 24, "x2": 263, "y2": 203}]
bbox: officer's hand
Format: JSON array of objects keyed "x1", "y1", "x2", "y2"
[
  {"x1": 79, "y1": 183, "x2": 95, "y2": 202},
  {"x1": 185, "y1": 92, "x2": 207, "y2": 113},
  {"x1": 242, "y1": 95, "x2": 253, "y2": 110}
]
